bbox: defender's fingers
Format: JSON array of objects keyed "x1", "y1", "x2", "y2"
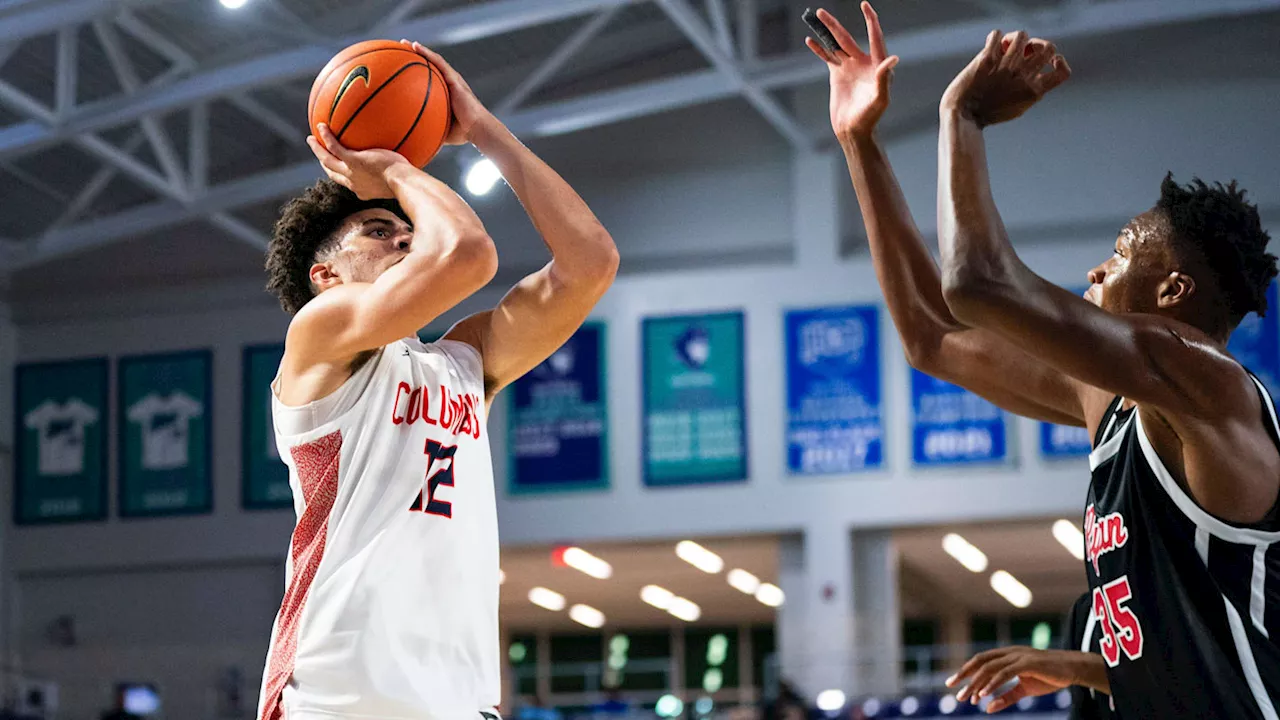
[
  {"x1": 817, "y1": 8, "x2": 867, "y2": 59},
  {"x1": 806, "y1": 36, "x2": 839, "y2": 65},
  {"x1": 863, "y1": 1, "x2": 888, "y2": 61}
]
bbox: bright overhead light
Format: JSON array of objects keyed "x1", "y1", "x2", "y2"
[
  {"x1": 816, "y1": 690, "x2": 846, "y2": 712},
  {"x1": 528, "y1": 587, "x2": 566, "y2": 612},
  {"x1": 939, "y1": 695, "x2": 958, "y2": 714},
  {"x1": 498, "y1": 569, "x2": 505, "y2": 584},
  {"x1": 557, "y1": 547, "x2": 613, "y2": 579},
  {"x1": 676, "y1": 540, "x2": 724, "y2": 574},
  {"x1": 655, "y1": 695, "x2": 684, "y2": 718},
  {"x1": 641, "y1": 585, "x2": 675, "y2": 610},
  {"x1": 569, "y1": 603, "x2": 605, "y2": 628},
  {"x1": 990, "y1": 570, "x2": 1033, "y2": 609},
  {"x1": 942, "y1": 533, "x2": 989, "y2": 573},
  {"x1": 219, "y1": 0, "x2": 248, "y2": 8},
  {"x1": 464, "y1": 157, "x2": 502, "y2": 196},
  {"x1": 900, "y1": 696, "x2": 920, "y2": 716},
  {"x1": 754, "y1": 583, "x2": 785, "y2": 608},
  {"x1": 667, "y1": 596, "x2": 701, "y2": 622},
  {"x1": 727, "y1": 568, "x2": 760, "y2": 595},
  {"x1": 1053, "y1": 519, "x2": 1085, "y2": 561}
]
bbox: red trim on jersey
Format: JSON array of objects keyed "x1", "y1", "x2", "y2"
[{"x1": 259, "y1": 430, "x2": 343, "y2": 720}]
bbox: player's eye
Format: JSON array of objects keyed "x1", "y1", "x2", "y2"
[{"x1": 372, "y1": 228, "x2": 389, "y2": 239}]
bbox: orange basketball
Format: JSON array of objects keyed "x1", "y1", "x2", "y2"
[{"x1": 308, "y1": 39, "x2": 451, "y2": 169}]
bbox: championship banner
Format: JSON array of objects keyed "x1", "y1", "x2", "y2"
[
  {"x1": 14, "y1": 358, "x2": 108, "y2": 524},
  {"x1": 643, "y1": 312, "x2": 747, "y2": 486},
  {"x1": 784, "y1": 305, "x2": 884, "y2": 475},
  {"x1": 508, "y1": 323, "x2": 608, "y2": 494},
  {"x1": 910, "y1": 370, "x2": 1007, "y2": 466},
  {"x1": 1228, "y1": 281, "x2": 1280, "y2": 397},
  {"x1": 118, "y1": 350, "x2": 212, "y2": 517},
  {"x1": 242, "y1": 344, "x2": 291, "y2": 509}
]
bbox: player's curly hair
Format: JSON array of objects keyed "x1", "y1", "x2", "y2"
[
  {"x1": 1157, "y1": 173, "x2": 1276, "y2": 324},
  {"x1": 265, "y1": 179, "x2": 407, "y2": 314}
]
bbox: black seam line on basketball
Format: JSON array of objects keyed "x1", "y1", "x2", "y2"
[
  {"x1": 312, "y1": 46, "x2": 422, "y2": 121},
  {"x1": 335, "y1": 61, "x2": 429, "y2": 142},
  {"x1": 394, "y1": 64, "x2": 434, "y2": 153},
  {"x1": 329, "y1": 65, "x2": 370, "y2": 120}
]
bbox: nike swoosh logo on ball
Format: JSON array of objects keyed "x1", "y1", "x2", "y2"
[{"x1": 330, "y1": 65, "x2": 371, "y2": 118}]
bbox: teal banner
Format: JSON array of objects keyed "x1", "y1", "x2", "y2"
[
  {"x1": 14, "y1": 358, "x2": 108, "y2": 524},
  {"x1": 118, "y1": 350, "x2": 212, "y2": 517},
  {"x1": 642, "y1": 312, "x2": 747, "y2": 486},
  {"x1": 243, "y1": 344, "x2": 291, "y2": 509}
]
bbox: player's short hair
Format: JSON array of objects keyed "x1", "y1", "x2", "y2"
[
  {"x1": 1157, "y1": 173, "x2": 1276, "y2": 324},
  {"x1": 265, "y1": 179, "x2": 407, "y2": 314}
]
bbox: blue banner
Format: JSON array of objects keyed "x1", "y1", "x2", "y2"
[
  {"x1": 784, "y1": 305, "x2": 883, "y2": 475},
  {"x1": 508, "y1": 323, "x2": 608, "y2": 494},
  {"x1": 643, "y1": 312, "x2": 747, "y2": 486},
  {"x1": 1228, "y1": 281, "x2": 1280, "y2": 397},
  {"x1": 911, "y1": 370, "x2": 1006, "y2": 465}
]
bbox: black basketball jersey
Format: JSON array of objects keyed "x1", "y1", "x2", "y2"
[
  {"x1": 1062, "y1": 591, "x2": 1115, "y2": 720},
  {"x1": 1085, "y1": 373, "x2": 1280, "y2": 719}
]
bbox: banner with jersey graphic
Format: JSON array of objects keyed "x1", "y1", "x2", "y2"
[
  {"x1": 14, "y1": 358, "x2": 108, "y2": 524},
  {"x1": 784, "y1": 305, "x2": 883, "y2": 475},
  {"x1": 910, "y1": 370, "x2": 1007, "y2": 466},
  {"x1": 119, "y1": 350, "x2": 212, "y2": 517},
  {"x1": 1227, "y1": 281, "x2": 1280, "y2": 397},
  {"x1": 1040, "y1": 287, "x2": 1094, "y2": 458},
  {"x1": 643, "y1": 312, "x2": 747, "y2": 486},
  {"x1": 243, "y1": 344, "x2": 291, "y2": 509},
  {"x1": 508, "y1": 323, "x2": 608, "y2": 494}
]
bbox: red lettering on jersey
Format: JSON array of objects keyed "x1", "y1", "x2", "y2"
[
  {"x1": 1085, "y1": 505, "x2": 1130, "y2": 575},
  {"x1": 392, "y1": 382, "x2": 411, "y2": 425},
  {"x1": 438, "y1": 385, "x2": 455, "y2": 428},
  {"x1": 406, "y1": 387, "x2": 422, "y2": 424}
]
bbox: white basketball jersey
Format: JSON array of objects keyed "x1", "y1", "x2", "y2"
[{"x1": 257, "y1": 338, "x2": 500, "y2": 720}]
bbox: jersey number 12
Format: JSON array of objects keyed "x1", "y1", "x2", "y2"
[{"x1": 409, "y1": 439, "x2": 457, "y2": 518}]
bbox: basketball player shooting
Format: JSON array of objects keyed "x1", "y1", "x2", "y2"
[
  {"x1": 810, "y1": 4, "x2": 1279, "y2": 717},
  {"x1": 256, "y1": 41, "x2": 619, "y2": 720}
]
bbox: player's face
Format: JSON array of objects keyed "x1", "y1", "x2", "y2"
[
  {"x1": 326, "y1": 208, "x2": 414, "y2": 284},
  {"x1": 1086, "y1": 210, "x2": 1177, "y2": 315}
]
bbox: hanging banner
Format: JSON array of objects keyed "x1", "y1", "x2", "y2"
[
  {"x1": 14, "y1": 358, "x2": 108, "y2": 524},
  {"x1": 784, "y1": 305, "x2": 883, "y2": 475},
  {"x1": 508, "y1": 323, "x2": 608, "y2": 494},
  {"x1": 118, "y1": 350, "x2": 212, "y2": 517},
  {"x1": 643, "y1": 312, "x2": 747, "y2": 486},
  {"x1": 911, "y1": 370, "x2": 1007, "y2": 466},
  {"x1": 242, "y1": 344, "x2": 291, "y2": 509},
  {"x1": 1228, "y1": 281, "x2": 1280, "y2": 397}
]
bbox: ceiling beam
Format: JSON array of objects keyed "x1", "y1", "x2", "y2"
[
  {"x1": 0, "y1": 0, "x2": 643, "y2": 159},
  {"x1": 15, "y1": 0, "x2": 1280, "y2": 268}
]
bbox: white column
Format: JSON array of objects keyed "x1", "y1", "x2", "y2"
[
  {"x1": 776, "y1": 519, "x2": 856, "y2": 703},
  {"x1": 792, "y1": 149, "x2": 843, "y2": 269},
  {"x1": 941, "y1": 608, "x2": 972, "y2": 674},
  {"x1": 852, "y1": 529, "x2": 902, "y2": 696}
]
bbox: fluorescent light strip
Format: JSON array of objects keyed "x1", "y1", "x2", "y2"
[
  {"x1": 569, "y1": 603, "x2": 605, "y2": 628},
  {"x1": 942, "y1": 533, "x2": 989, "y2": 573},
  {"x1": 562, "y1": 547, "x2": 613, "y2": 579},
  {"x1": 667, "y1": 596, "x2": 701, "y2": 622},
  {"x1": 727, "y1": 568, "x2": 761, "y2": 595},
  {"x1": 990, "y1": 570, "x2": 1033, "y2": 608},
  {"x1": 676, "y1": 540, "x2": 724, "y2": 574},
  {"x1": 528, "y1": 587, "x2": 566, "y2": 612},
  {"x1": 641, "y1": 585, "x2": 675, "y2": 610},
  {"x1": 1053, "y1": 519, "x2": 1086, "y2": 561},
  {"x1": 754, "y1": 583, "x2": 785, "y2": 607}
]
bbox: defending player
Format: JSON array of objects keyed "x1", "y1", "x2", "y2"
[
  {"x1": 256, "y1": 41, "x2": 618, "y2": 720},
  {"x1": 808, "y1": 4, "x2": 1279, "y2": 717}
]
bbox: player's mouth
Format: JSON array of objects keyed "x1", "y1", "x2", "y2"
[{"x1": 1083, "y1": 285, "x2": 1100, "y2": 305}]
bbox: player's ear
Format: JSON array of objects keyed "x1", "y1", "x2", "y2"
[
  {"x1": 310, "y1": 260, "x2": 342, "y2": 292},
  {"x1": 1156, "y1": 271, "x2": 1196, "y2": 310}
]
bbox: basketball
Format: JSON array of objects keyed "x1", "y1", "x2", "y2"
[{"x1": 308, "y1": 39, "x2": 452, "y2": 168}]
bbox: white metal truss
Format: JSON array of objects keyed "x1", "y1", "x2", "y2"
[{"x1": 1, "y1": 0, "x2": 1278, "y2": 270}]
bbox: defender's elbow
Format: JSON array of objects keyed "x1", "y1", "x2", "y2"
[{"x1": 941, "y1": 272, "x2": 993, "y2": 325}]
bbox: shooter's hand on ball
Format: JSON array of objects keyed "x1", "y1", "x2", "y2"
[
  {"x1": 400, "y1": 41, "x2": 497, "y2": 146},
  {"x1": 307, "y1": 123, "x2": 409, "y2": 200},
  {"x1": 806, "y1": 2, "x2": 900, "y2": 142}
]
